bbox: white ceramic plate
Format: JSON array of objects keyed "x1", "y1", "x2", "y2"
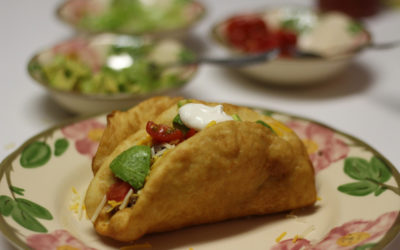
[{"x1": 0, "y1": 108, "x2": 399, "y2": 250}]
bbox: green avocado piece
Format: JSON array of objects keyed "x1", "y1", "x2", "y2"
[
  {"x1": 110, "y1": 145, "x2": 152, "y2": 190},
  {"x1": 42, "y1": 55, "x2": 91, "y2": 91}
]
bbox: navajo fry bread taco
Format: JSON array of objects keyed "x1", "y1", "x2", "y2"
[{"x1": 85, "y1": 96, "x2": 317, "y2": 242}]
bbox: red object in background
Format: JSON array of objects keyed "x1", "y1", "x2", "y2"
[
  {"x1": 225, "y1": 15, "x2": 297, "y2": 56},
  {"x1": 317, "y1": 0, "x2": 381, "y2": 18}
]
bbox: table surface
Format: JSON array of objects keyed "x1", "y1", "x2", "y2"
[{"x1": 1, "y1": 0, "x2": 399, "y2": 249}]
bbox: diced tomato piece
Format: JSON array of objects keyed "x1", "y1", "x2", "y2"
[
  {"x1": 184, "y1": 128, "x2": 197, "y2": 139},
  {"x1": 276, "y1": 30, "x2": 297, "y2": 57},
  {"x1": 226, "y1": 15, "x2": 270, "y2": 52},
  {"x1": 225, "y1": 14, "x2": 298, "y2": 57},
  {"x1": 106, "y1": 181, "x2": 132, "y2": 202},
  {"x1": 146, "y1": 121, "x2": 184, "y2": 143}
]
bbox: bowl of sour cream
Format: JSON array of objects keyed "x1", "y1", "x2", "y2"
[{"x1": 211, "y1": 6, "x2": 371, "y2": 85}]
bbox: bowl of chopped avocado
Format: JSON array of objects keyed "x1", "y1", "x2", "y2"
[
  {"x1": 57, "y1": 0, "x2": 205, "y2": 38},
  {"x1": 27, "y1": 34, "x2": 198, "y2": 114}
]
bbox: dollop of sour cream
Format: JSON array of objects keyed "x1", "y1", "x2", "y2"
[{"x1": 178, "y1": 103, "x2": 233, "y2": 130}]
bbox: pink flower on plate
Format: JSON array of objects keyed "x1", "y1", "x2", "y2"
[
  {"x1": 61, "y1": 119, "x2": 105, "y2": 158},
  {"x1": 26, "y1": 229, "x2": 96, "y2": 250},
  {"x1": 286, "y1": 120, "x2": 350, "y2": 174},
  {"x1": 271, "y1": 211, "x2": 399, "y2": 250}
]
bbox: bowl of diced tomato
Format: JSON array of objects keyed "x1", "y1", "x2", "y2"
[{"x1": 211, "y1": 6, "x2": 371, "y2": 85}]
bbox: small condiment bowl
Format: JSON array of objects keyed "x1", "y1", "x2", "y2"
[
  {"x1": 27, "y1": 34, "x2": 198, "y2": 114},
  {"x1": 56, "y1": 0, "x2": 206, "y2": 39},
  {"x1": 211, "y1": 6, "x2": 371, "y2": 85}
]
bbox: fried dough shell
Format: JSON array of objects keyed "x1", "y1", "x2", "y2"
[{"x1": 85, "y1": 99, "x2": 316, "y2": 242}]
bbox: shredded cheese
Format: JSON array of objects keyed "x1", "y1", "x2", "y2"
[
  {"x1": 153, "y1": 143, "x2": 176, "y2": 158},
  {"x1": 69, "y1": 187, "x2": 83, "y2": 216},
  {"x1": 292, "y1": 234, "x2": 301, "y2": 243},
  {"x1": 286, "y1": 211, "x2": 307, "y2": 223},
  {"x1": 106, "y1": 200, "x2": 122, "y2": 213},
  {"x1": 317, "y1": 196, "x2": 322, "y2": 201},
  {"x1": 138, "y1": 135, "x2": 152, "y2": 146},
  {"x1": 90, "y1": 195, "x2": 107, "y2": 223},
  {"x1": 275, "y1": 232, "x2": 287, "y2": 242},
  {"x1": 119, "y1": 189, "x2": 134, "y2": 210},
  {"x1": 69, "y1": 203, "x2": 79, "y2": 212},
  {"x1": 79, "y1": 188, "x2": 89, "y2": 220},
  {"x1": 206, "y1": 120, "x2": 217, "y2": 128},
  {"x1": 78, "y1": 195, "x2": 85, "y2": 220}
]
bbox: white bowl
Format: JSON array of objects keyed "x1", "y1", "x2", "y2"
[
  {"x1": 56, "y1": 0, "x2": 206, "y2": 39},
  {"x1": 28, "y1": 34, "x2": 198, "y2": 114},
  {"x1": 211, "y1": 7, "x2": 371, "y2": 85}
]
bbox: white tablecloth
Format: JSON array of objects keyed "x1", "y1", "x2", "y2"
[{"x1": 1, "y1": 0, "x2": 399, "y2": 249}]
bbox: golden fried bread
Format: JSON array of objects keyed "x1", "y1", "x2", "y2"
[
  {"x1": 85, "y1": 98, "x2": 316, "y2": 242},
  {"x1": 92, "y1": 96, "x2": 182, "y2": 174}
]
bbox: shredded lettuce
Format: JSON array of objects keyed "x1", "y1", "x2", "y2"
[{"x1": 79, "y1": 0, "x2": 192, "y2": 33}]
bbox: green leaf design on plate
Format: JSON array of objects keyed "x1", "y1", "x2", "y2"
[
  {"x1": 10, "y1": 186, "x2": 25, "y2": 196},
  {"x1": 0, "y1": 196, "x2": 16, "y2": 216},
  {"x1": 339, "y1": 156, "x2": 398, "y2": 197},
  {"x1": 11, "y1": 205, "x2": 47, "y2": 233},
  {"x1": 15, "y1": 198, "x2": 53, "y2": 220},
  {"x1": 354, "y1": 242, "x2": 377, "y2": 250},
  {"x1": 374, "y1": 186, "x2": 387, "y2": 196},
  {"x1": 20, "y1": 141, "x2": 51, "y2": 168},
  {"x1": 0, "y1": 195, "x2": 52, "y2": 232},
  {"x1": 54, "y1": 138, "x2": 69, "y2": 156},
  {"x1": 370, "y1": 156, "x2": 391, "y2": 182},
  {"x1": 344, "y1": 157, "x2": 371, "y2": 180},
  {"x1": 338, "y1": 181, "x2": 378, "y2": 196}
]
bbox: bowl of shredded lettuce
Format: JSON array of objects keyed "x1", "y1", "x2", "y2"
[
  {"x1": 57, "y1": 0, "x2": 205, "y2": 37},
  {"x1": 28, "y1": 34, "x2": 198, "y2": 114}
]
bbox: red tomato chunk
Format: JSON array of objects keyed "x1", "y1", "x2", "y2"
[
  {"x1": 106, "y1": 181, "x2": 132, "y2": 202},
  {"x1": 184, "y1": 128, "x2": 197, "y2": 139},
  {"x1": 146, "y1": 121, "x2": 184, "y2": 143}
]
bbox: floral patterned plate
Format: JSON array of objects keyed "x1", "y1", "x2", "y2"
[{"x1": 0, "y1": 108, "x2": 399, "y2": 250}]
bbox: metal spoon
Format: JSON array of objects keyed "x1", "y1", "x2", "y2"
[{"x1": 167, "y1": 48, "x2": 280, "y2": 68}]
